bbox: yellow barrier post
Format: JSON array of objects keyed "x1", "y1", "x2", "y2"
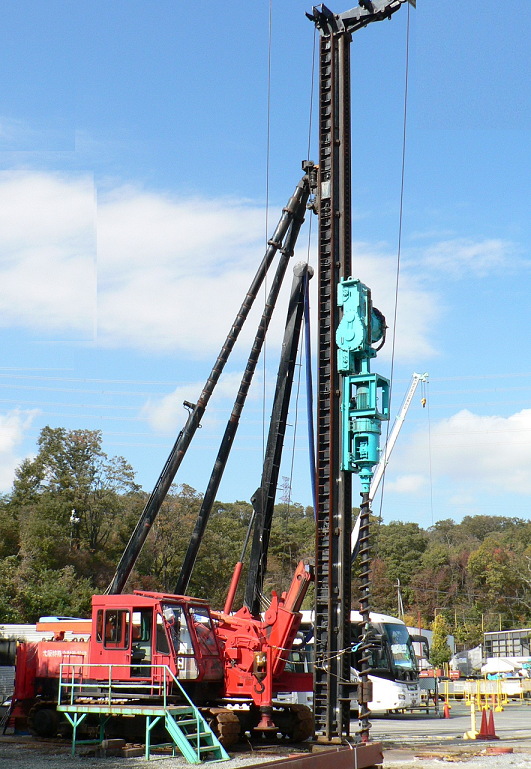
[
  {"x1": 464, "y1": 702, "x2": 478, "y2": 740},
  {"x1": 495, "y1": 678, "x2": 504, "y2": 712}
]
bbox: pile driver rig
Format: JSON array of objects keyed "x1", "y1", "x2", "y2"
[{"x1": 6, "y1": 0, "x2": 413, "y2": 758}]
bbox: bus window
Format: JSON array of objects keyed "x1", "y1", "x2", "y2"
[{"x1": 384, "y1": 623, "x2": 417, "y2": 673}]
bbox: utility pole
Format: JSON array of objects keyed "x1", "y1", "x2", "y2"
[{"x1": 307, "y1": 0, "x2": 409, "y2": 745}]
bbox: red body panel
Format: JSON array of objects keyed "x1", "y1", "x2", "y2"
[{"x1": 11, "y1": 562, "x2": 313, "y2": 724}]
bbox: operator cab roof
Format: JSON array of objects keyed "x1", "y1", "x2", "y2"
[{"x1": 91, "y1": 592, "x2": 211, "y2": 607}]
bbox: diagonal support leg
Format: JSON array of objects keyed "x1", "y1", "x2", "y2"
[
  {"x1": 63, "y1": 712, "x2": 87, "y2": 757},
  {"x1": 145, "y1": 715, "x2": 162, "y2": 761}
]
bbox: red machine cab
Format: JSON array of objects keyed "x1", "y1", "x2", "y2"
[{"x1": 89, "y1": 592, "x2": 224, "y2": 693}]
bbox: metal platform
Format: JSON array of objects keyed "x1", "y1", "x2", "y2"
[{"x1": 57, "y1": 662, "x2": 229, "y2": 763}]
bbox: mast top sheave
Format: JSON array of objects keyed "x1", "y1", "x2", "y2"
[{"x1": 307, "y1": 0, "x2": 409, "y2": 37}]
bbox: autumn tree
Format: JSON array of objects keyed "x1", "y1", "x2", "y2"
[{"x1": 430, "y1": 614, "x2": 452, "y2": 669}]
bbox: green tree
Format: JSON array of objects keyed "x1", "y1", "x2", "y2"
[
  {"x1": 0, "y1": 495, "x2": 19, "y2": 558},
  {"x1": 0, "y1": 426, "x2": 141, "y2": 621},
  {"x1": 11, "y1": 426, "x2": 139, "y2": 558},
  {"x1": 375, "y1": 521, "x2": 428, "y2": 606},
  {"x1": 430, "y1": 614, "x2": 452, "y2": 668}
]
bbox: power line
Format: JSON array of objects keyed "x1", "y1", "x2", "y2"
[{"x1": 0, "y1": 373, "x2": 188, "y2": 385}]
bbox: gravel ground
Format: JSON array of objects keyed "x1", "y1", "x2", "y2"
[
  {"x1": 385, "y1": 755, "x2": 531, "y2": 769},
  {"x1": 4, "y1": 742, "x2": 531, "y2": 769},
  {"x1": 0, "y1": 740, "x2": 305, "y2": 768}
]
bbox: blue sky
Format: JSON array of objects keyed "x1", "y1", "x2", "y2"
[{"x1": 1, "y1": 1, "x2": 531, "y2": 529}]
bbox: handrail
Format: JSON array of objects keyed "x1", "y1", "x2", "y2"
[
  {"x1": 58, "y1": 662, "x2": 198, "y2": 714},
  {"x1": 58, "y1": 662, "x2": 205, "y2": 760}
]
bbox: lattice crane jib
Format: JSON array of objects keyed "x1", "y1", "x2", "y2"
[{"x1": 307, "y1": 0, "x2": 408, "y2": 743}]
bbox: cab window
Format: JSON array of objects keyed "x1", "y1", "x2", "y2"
[
  {"x1": 104, "y1": 609, "x2": 130, "y2": 649},
  {"x1": 96, "y1": 609, "x2": 103, "y2": 642},
  {"x1": 163, "y1": 606, "x2": 194, "y2": 654},
  {"x1": 132, "y1": 609, "x2": 152, "y2": 644},
  {"x1": 156, "y1": 614, "x2": 170, "y2": 654},
  {"x1": 190, "y1": 606, "x2": 218, "y2": 656}
]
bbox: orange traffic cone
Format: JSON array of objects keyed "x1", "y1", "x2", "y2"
[
  {"x1": 477, "y1": 708, "x2": 489, "y2": 739},
  {"x1": 487, "y1": 708, "x2": 499, "y2": 740},
  {"x1": 443, "y1": 701, "x2": 450, "y2": 719}
]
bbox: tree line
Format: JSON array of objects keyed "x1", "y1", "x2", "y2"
[{"x1": 1, "y1": 426, "x2": 531, "y2": 652}]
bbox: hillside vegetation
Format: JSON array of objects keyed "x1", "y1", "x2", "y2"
[{"x1": 1, "y1": 427, "x2": 530, "y2": 649}]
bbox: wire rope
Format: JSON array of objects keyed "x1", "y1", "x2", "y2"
[
  {"x1": 304, "y1": 27, "x2": 317, "y2": 516},
  {"x1": 375, "y1": 2, "x2": 411, "y2": 551},
  {"x1": 426, "y1": 380, "x2": 435, "y2": 526},
  {"x1": 283, "y1": 345, "x2": 304, "y2": 586},
  {"x1": 307, "y1": 27, "x2": 317, "y2": 162},
  {"x1": 260, "y1": 0, "x2": 273, "y2": 538},
  {"x1": 262, "y1": 0, "x2": 273, "y2": 450}
]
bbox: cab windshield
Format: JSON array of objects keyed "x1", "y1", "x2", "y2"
[
  {"x1": 384, "y1": 623, "x2": 417, "y2": 672},
  {"x1": 162, "y1": 604, "x2": 194, "y2": 654}
]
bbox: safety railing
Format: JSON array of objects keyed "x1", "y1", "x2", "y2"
[
  {"x1": 442, "y1": 676, "x2": 530, "y2": 707},
  {"x1": 58, "y1": 662, "x2": 197, "y2": 713}
]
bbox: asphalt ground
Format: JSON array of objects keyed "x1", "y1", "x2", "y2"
[
  {"x1": 1, "y1": 701, "x2": 531, "y2": 767},
  {"x1": 368, "y1": 699, "x2": 531, "y2": 746},
  {"x1": 371, "y1": 700, "x2": 531, "y2": 767}
]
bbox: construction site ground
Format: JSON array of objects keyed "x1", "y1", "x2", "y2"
[{"x1": 2, "y1": 701, "x2": 531, "y2": 767}]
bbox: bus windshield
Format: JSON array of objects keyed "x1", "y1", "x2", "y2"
[{"x1": 384, "y1": 623, "x2": 417, "y2": 672}]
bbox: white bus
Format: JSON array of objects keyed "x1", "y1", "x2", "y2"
[{"x1": 278, "y1": 610, "x2": 427, "y2": 713}]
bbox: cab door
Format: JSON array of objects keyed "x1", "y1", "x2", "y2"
[
  {"x1": 131, "y1": 608, "x2": 153, "y2": 678},
  {"x1": 152, "y1": 612, "x2": 171, "y2": 671},
  {"x1": 99, "y1": 607, "x2": 132, "y2": 680}
]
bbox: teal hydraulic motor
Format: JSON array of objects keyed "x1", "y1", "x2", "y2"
[{"x1": 336, "y1": 277, "x2": 389, "y2": 492}]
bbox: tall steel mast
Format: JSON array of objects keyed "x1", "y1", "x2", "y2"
[{"x1": 307, "y1": 0, "x2": 409, "y2": 743}]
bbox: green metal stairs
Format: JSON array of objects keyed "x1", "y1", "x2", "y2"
[{"x1": 154, "y1": 705, "x2": 229, "y2": 764}]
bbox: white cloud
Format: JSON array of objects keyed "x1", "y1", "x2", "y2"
[
  {"x1": 0, "y1": 409, "x2": 39, "y2": 491},
  {"x1": 384, "y1": 474, "x2": 426, "y2": 494},
  {"x1": 420, "y1": 237, "x2": 518, "y2": 277},
  {"x1": 347, "y1": 244, "x2": 440, "y2": 361},
  {"x1": 142, "y1": 371, "x2": 251, "y2": 433},
  {"x1": 395, "y1": 408, "x2": 531, "y2": 496},
  {"x1": 96, "y1": 189, "x2": 265, "y2": 354},
  {"x1": 0, "y1": 171, "x2": 96, "y2": 338},
  {"x1": 0, "y1": 172, "x2": 439, "y2": 361}
]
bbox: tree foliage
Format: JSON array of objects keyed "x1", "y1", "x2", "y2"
[
  {"x1": 430, "y1": 614, "x2": 452, "y2": 668},
  {"x1": 3, "y1": 425, "x2": 531, "y2": 649}
]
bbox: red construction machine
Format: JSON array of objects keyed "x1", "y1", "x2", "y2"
[
  {"x1": 11, "y1": 561, "x2": 313, "y2": 744},
  {"x1": 8, "y1": 171, "x2": 317, "y2": 746}
]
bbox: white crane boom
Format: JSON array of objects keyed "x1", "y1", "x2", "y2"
[
  {"x1": 369, "y1": 372, "x2": 429, "y2": 501},
  {"x1": 351, "y1": 372, "x2": 428, "y2": 558}
]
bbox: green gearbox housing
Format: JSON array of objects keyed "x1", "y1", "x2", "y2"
[{"x1": 336, "y1": 278, "x2": 390, "y2": 491}]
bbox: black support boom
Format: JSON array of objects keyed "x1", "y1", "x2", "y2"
[
  {"x1": 175, "y1": 169, "x2": 314, "y2": 597},
  {"x1": 244, "y1": 261, "x2": 314, "y2": 617},
  {"x1": 107, "y1": 173, "x2": 314, "y2": 596}
]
